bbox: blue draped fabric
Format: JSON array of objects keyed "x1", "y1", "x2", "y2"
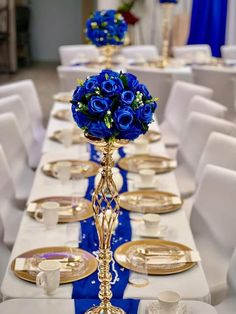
[
  {"x1": 187, "y1": 0, "x2": 228, "y2": 57},
  {"x1": 74, "y1": 299, "x2": 140, "y2": 314},
  {"x1": 73, "y1": 144, "x2": 139, "y2": 312}
]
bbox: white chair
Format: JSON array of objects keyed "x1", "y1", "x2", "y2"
[
  {"x1": 183, "y1": 132, "x2": 236, "y2": 219},
  {"x1": 0, "y1": 95, "x2": 41, "y2": 168},
  {"x1": 215, "y1": 247, "x2": 236, "y2": 313},
  {"x1": 221, "y1": 45, "x2": 236, "y2": 60},
  {"x1": 173, "y1": 44, "x2": 212, "y2": 62},
  {"x1": 126, "y1": 66, "x2": 172, "y2": 123},
  {"x1": 0, "y1": 79, "x2": 46, "y2": 144},
  {"x1": 192, "y1": 66, "x2": 236, "y2": 121},
  {"x1": 59, "y1": 45, "x2": 100, "y2": 66},
  {"x1": 176, "y1": 112, "x2": 236, "y2": 198},
  {"x1": 190, "y1": 165, "x2": 236, "y2": 304},
  {"x1": 188, "y1": 95, "x2": 227, "y2": 119},
  {"x1": 121, "y1": 45, "x2": 158, "y2": 61},
  {"x1": 0, "y1": 113, "x2": 34, "y2": 204},
  {"x1": 57, "y1": 66, "x2": 98, "y2": 92},
  {"x1": 0, "y1": 146, "x2": 23, "y2": 248},
  {"x1": 160, "y1": 81, "x2": 213, "y2": 147},
  {"x1": 0, "y1": 214, "x2": 10, "y2": 293}
]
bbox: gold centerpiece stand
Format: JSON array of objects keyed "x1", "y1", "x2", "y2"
[
  {"x1": 156, "y1": 3, "x2": 174, "y2": 68},
  {"x1": 85, "y1": 134, "x2": 128, "y2": 314},
  {"x1": 100, "y1": 45, "x2": 118, "y2": 69}
]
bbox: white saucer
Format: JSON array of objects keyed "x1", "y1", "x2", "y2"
[
  {"x1": 136, "y1": 224, "x2": 168, "y2": 238},
  {"x1": 148, "y1": 301, "x2": 187, "y2": 314},
  {"x1": 135, "y1": 177, "x2": 157, "y2": 189}
]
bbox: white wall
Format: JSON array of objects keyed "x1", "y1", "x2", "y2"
[{"x1": 30, "y1": 0, "x2": 82, "y2": 62}]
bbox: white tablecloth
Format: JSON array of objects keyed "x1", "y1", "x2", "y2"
[
  {"x1": 1, "y1": 102, "x2": 209, "y2": 302},
  {"x1": 0, "y1": 299, "x2": 217, "y2": 314}
]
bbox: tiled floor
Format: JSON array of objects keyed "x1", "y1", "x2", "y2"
[{"x1": 0, "y1": 62, "x2": 60, "y2": 126}]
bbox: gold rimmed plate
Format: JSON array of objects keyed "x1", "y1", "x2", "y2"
[
  {"x1": 114, "y1": 239, "x2": 196, "y2": 275},
  {"x1": 27, "y1": 196, "x2": 93, "y2": 223},
  {"x1": 118, "y1": 154, "x2": 177, "y2": 174},
  {"x1": 144, "y1": 131, "x2": 161, "y2": 143},
  {"x1": 53, "y1": 109, "x2": 72, "y2": 121},
  {"x1": 11, "y1": 246, "x2": 98, "y2": 284},
  {"x1": 53, "y1": 92, "x2": 72, "y2": 103},
  {"x1": 50, "y1": 129, "x2": 87, "y2": 145},
  {"x1": 120, "y1": 190, "x2": 183, "y2": 214},
  {"x1": 42, "y1": 160, "x2": 100, "y2": 179}
]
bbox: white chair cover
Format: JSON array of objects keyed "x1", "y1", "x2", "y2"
[
  {"x1": 0, "y1": 214, "x2": 10, "y2": 292},
  {"x1": 0, "y1": 145, "x2": 22, "y2": 247},
  {"x1": 0, "y1": 95, "x2": 41, "y2": 168},
  {"x1": 215, "y1": 248, "x2": 236, "y2": 313},
  {"x1": 0, "y1": 113, "x2": 34, "y2": 203},
  {"x1": 59, "y1": 45, "x2": 100, "y2": 66},
  {"x1": 161, "y1": 81, "x2": 213, "y2": 147},
  {"x1": 126, "y1": 66, "x2": 172, "y2": 123},
  {"x1": 221, "y1": 45, "x2": 236, "y2": 60},
  {"x1": 57, "y1": 66, "x2": 98, "y2": 92},
  {"x1": 121, "y1": 45, "x2": 158, "y2": 61},
  {"x1": 173, "y1": 44, "x2": 212, "y2": 63},
  {"x1": 188, "y1": 95, "x2": 227, "y2": 119},
  {"x1": 196, "y1": 132, "x2": 236, "y2": 184},
  {"x1": 190, "y1": 165, "x2": 236, "y2": 304},
  {"x1": 176, "y1": 112, "x2": 236, "y2": 198},
  {"x1": 192, "y1": 66, "x2": 236, "y2": 121},
  {"x1": 0, "y1": 79, "x2": 45, "y2": 143}
]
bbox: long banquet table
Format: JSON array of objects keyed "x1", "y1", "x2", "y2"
[{"x1": 1, "y1": 101, "x2": 210, "y2": 303}]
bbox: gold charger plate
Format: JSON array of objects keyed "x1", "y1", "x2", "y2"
[
  {"x1": 144, "y1": 131, "x2": 161, "y2": 143},
  {"x1": 114, "y1": 239, "x2": 196, "y2": 275},
  {"x1": 53, "y1": 109, "x2": 72, "y2": 121},
  {"x1": 120, "y1": 190, "x2": 183, "y2": 214},
  {"x1": 53, "y1": 92, "x2": 72, "y2": 103},
  {"x1": 118, "y1": 154, "x2": 177, "y2": 174},
  {"x1": 42, "y1": 160, "x2": 100, "y2": 179},
  {"x1": 11, "y1": 246, "x2": 98, "y2": 284},
  {"x1": 50, "y1": 129, "x2": 87, "y2": 144},
  {"x1": 28, "y1": 196, "x2": 93, "y2": 223}
]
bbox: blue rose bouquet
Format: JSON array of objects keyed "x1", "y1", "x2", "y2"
[
  {"x1": 86, "y1": 10, "x2": 128, "y2": 47},
  {"x1": 71, "y1": 70, "x2": 157, "y2": 142}
]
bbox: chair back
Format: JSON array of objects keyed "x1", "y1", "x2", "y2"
[
  {"x1": 221, "y1": 45, "x2": 236, "y2": 60},
  {"x1": 59, "y1": 45, "x2": 100, "y2": 66},
  {"x1": 173, "y1": 44, "x2": 212, "y2": 62},
  {"x1": 121, "y1": 45, "x2": 158, "y2": 61}
]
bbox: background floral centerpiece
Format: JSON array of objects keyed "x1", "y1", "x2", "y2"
[
  {"x1": 71, "y1": 69, "x2": 157, "y2": 141},
  {"x1": 86, "y1": 10, "x2": 128, "y2": 47},
  {"x1": 86, "y1": 10, "x2": 128, "y2": 68}
]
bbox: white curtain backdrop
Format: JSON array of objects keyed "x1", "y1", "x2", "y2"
[{"x1": 226, "y1": 0, "x2": 236, "y2": 45}]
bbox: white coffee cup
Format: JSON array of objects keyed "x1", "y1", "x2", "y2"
[
  {"x1": 34, "y1": 201, "x2": 60, "y2": 230},
  {"x1": 53, "y1": 161, "x2": 72, "y2": 184},
  {"x1": 60, "y1": 129, "x2": 73, "y2": 148},
  {"x1": 134, "y1": 138, "x2": 149, "y2": 154},
  {"x1": 157, "y1": 290, "x2": 181, "y2": 314},
  {"x1": 139, "y1": 169, "x2": 155, "y2": 185},
  {"x1": 36, "y1": 260, "x2": 61, "y2": 295},
  {"x1": 143, "y1": 213, "x2": 161, "y2": 233}
]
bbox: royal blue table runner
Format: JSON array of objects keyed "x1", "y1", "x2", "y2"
[{"x1": 73, "y1": 145, "x2": 140, "y2": 312}]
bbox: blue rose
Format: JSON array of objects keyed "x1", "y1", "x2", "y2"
[
  {"x1": 84, "y1": 77, "x2": 98, "y2": 91},
  {"x1": 136, "y1": 84, "x2": 152, "y2": 100},
  {"x1": 136, "y1": 103, "x2": 153, "y2": 124},
  {"x1": 87, "y1": 120, "x2": 113, "y2": 139},
  {"x1": 124, "y1": 73, "x2": 139, "y2": 90},
  {"x1": 72, "y1": 104, "x2": 91, "y2": 129},
  {"x1": 114, "y1": 106, "x2": 134, "y2": 131},
  {"x1": 98, "y1": 69, "x2": 119, "y2": 82},
  {"x1": 72, "y1": 86, "x2": 86, "y2": 102},
  {"x1": 101, "y1": 78, "x2": 124, "y2": 96},
  {"x1": 118, "y1": 122, "x2": 143, "y2": 140},
  {"x1": 88, "y1": 96, "x2": 111, "y2": 116},
  {"x1": 121, "y1": 91, "x2": 135, "y2": 105}
]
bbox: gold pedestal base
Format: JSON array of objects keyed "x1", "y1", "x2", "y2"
[{"x1": 85, "y1": 305, "x2": 126, "y2": 314}]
